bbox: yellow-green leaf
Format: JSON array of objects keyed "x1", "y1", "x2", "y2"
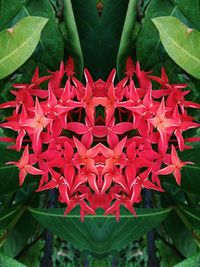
[
  {"x1": 153, "y1": 16, "x2": 200, "y2": 79},
  {"x1": 0, "y1": 16, "x2": 48, "y2": 79}
]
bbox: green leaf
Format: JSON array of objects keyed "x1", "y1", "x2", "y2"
[
  {"x1": 162, "y1": 148, "x2": 200, "y2": 195},
  {"x1": 3, "y1": 211, "x2": 37, "y2": 257},
  {"x1": 30, "y1": 207, "x2": 171, "y2": 255},
  {"x1": 136, "y1": 0, "x2": 184, "y2": 69},
  {"x1": 18, "y1": 240, "x2": 43, "y2": 267},
  {"x1": 0, "y1": 165, "x2": 36, "y2": 196},
  {"x1": 164, "y1": 211, "x2": 198, "y2": 257},
  {"x1": 72, "y1": 0, "x2": 129, "y2": 79},
  {"x1": 63, "y1": 0, "x2": 83, "y2": 79},
  {"x1": 176, "y1": 0, "x2": 200, "y2": 31},
  {"x1": 158, "y1": 240, "x2": 182, "y2": 267},
  {"x1": 0, "y1": 16, "x2": 48, "y2": 80},
  {"x1": 0, "y1": 252, "x2": 26, "y2": 267},
  {"x1": 152, "y1": 16, "x2": 200, "y2": 79},
  {"x1": 174, "y1": 253, "x2": 200, "y2": 267},
  {"x1": 181, "y1": 165, "x2": 200, "y2": 195},
  {"x1": 181, "y1": 207, "x2": 200, "y2": 229},
  {"x1": 0, "y1": 208, "x2": 18, "y2": 230},
  {"x1": 116, "y1": 0, "x2": 138, "y2": 79},
  {"x1": 21, "y1": 0, "x2": 64, "y2": 69},
  {"x1": 163, "y1": 165, "x2": 200, "y2": 196},
  {"x1": 0, "y1": 0, "x2": 28, "y2": 31}
]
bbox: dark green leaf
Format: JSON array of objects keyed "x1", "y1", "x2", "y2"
[
  {"x1": 0, "y1": 16, "x2": 48, "y2": 79},
  {"x1": 137, "y1": 0, "x2": 182, "y2": 69},
  {"x1": 3, "y1": 211, "x2": 37, "y2": 257},
  {"x1": 0, "y1": 165, "x2": 37, "y2": 196},
  {"x1": 30, "y1": 207, "x2": 171, "y2": 255},
  {"x1": 21, "y1": 0, "x2": 64, "y2": 69},
  {"x1": 153, "y1": 16, "x2": 200, "y2": 79},
  {"x1": 163, "y1": 165, "x2": 200, "y2": 196},
  {"x1": 0, "y1": 0, "x2": 28, "y2": 31},
  {"x1": 164, "y1": 211, "x2": 198, "y2": 257},
  {"x1": 0, "y1": 208, "x2": 18, "y2": 230},
  {"x1": 181, "y1": 207, "x2": 200, "y2": 229},
  {"x1": 18, "y1": 240, "x2": 43, "y2": 267},
  {"x1": 158, "y1": 240, "x2": 182, "y2": 267},
  {"x1": 72, "y1": 0, "x2": 128, "y2": 79},
  {"x1": 176, "y1": 0, "x2": 200, "y2": 30}
]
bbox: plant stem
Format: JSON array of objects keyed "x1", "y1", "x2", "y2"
[
  {"x1": 144, "y1": 189, "x2": 160, "y2": 267},
  {"x1": 40, "y1": 190, "x2": 56, "y2": 267}
]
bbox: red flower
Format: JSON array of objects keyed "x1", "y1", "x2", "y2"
[
  {"x1": 0, "y1": 57, "x2": 199, "y2": 220},
  {"x1": 157, "y1": 145, "x2": 193, "y2": 185},
  {"x1": 7, "y1": 145, "x2": 42, "y2": 186}
]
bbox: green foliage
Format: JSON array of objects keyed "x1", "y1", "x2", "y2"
[
  {"x1": 30, "y1": 207, "x2": 170, "y2": 255},
  {"x1": 0, "y1": 165, "x2": 36, "y2": 196},
  {"x1": 3, "y1": 211, "x2": 37, "y2": 257},
  {"x1": 63, "y1": 0, "x2": 83, "y2": 79},
  {"x1": 163, "y1": 148, "x2": 200, "y2": 195},
  {"x1": 18, "y1": 240, "x2": 43, "y2": 267},
  {"x1": 176, "y1": 0, "x2": 200, "y2": 30},
  {"x1": 0, "y1": 0, "x2": 28, "y2": 31},
  {"x1": 116, "y1": 0, "x2": 138, "y2": 78},
  {"x1": 0, "y1": 17, "x2": 47, "y2": 79},
  {"x1": 0, "y1": 0, "x2": 200, "y2": 265},
  {"x1": 72, "y1": 0, "x2": 129, "y2": 79},
  {"x1": 158, "y1": 240, "x2": 182, "y2": 267},
  {"x1": 136, "y1": 0, "x2": 181, "y2": 69},
  {"x1": 21, "y1": 0, "x2": 64, "y2": 69},
  {"x1": 174, "y1": 253, "x2": 200, "y2": 267},
  {"x1": 0, "y1": 208, "x2": 18, "y2": 230},
  {"x1": 153, "y1": 16, "x2": 200, "y2": 79},
  {"x1": 0, "y1": 252, "x2": 26, "y2": 267},
  {"x1": 164, "y1": 211, "x2": 198, "y2": 257}
]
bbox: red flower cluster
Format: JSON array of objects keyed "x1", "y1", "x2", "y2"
[{"x1": 0, "y1": 57, "x2": 199, "y2": 221}]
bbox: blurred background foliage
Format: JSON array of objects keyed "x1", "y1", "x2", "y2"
[{"x1": 0, "y1": 0, "x2": 200, "y2": 266}]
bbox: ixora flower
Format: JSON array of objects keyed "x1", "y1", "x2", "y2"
[{"x1": 0, "y1": 57, "x2": 200, "y2": 221}]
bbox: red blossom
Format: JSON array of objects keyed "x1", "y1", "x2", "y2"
[{"x1": 0, "y1": 57, "x2": 199, "y2": 220}]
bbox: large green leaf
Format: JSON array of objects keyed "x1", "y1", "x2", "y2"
[
  {"x1": 21, "y1": 0, "x2": 64, "y2": 69},
  {"x1": 0, "y1": 252, "x2": 26, "y2": 267},
  {"x1": 30, "y1": 207, "x2": 171, "y2": 255},
  {"x1": 1, "y1": 196, "x2": 39, "y2": 257},
  {"x1": 176, "y1": 0, "x2": 200, "y2": 31},
  {"x1": 174, "y1": 253, "x2": 200, "y2": 267},
  {"x1": 116, "y1": 0, "x2": 138, "y2": 78},
  {"x1": 0, "y1": 0, "x2": 28, "y2": 31},
  {"x1": 3, "y1": 211, "x2": 37, "y2": 257},
  {"x1": 72, "y1": 0, "x2": 129, "y2": 79},
  {"x1": 136, "y1": 0, "x2": 182, "y2": 69},
  {"x1": 164, "y1": 211, "x2": 198, "y2": 257},
  {"x1": 0, "y1": 16, "x2": 48, "y2": 80},
  {"x1": 153, "y1": 16, "x2": 200, "y2": 79}
]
